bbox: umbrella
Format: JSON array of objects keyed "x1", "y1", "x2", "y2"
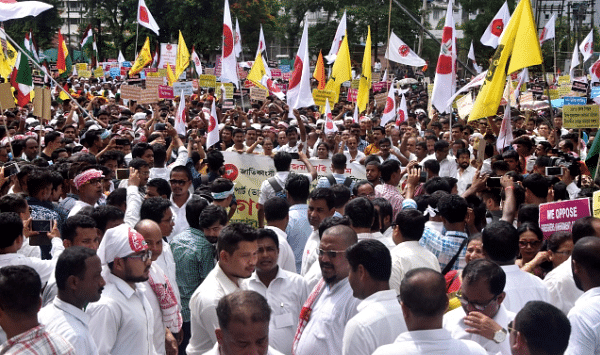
[{"x1": 0, "y1": 0, "x2": 54, "y2": 22}]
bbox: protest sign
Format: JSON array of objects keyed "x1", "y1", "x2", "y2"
[
  {"x1": 33, "y1": 87, "x2": 51, "y2": 121},
  {"x1": 109, "y1": 67, "x2": 120, "y2": 78},
  {"x1": 312, "y1": 89, "x2": 337, "y2": 107},
  {"x1": 374, "y1": 92, "x2": 387, "y2": 107},
  {"x1": 199, "y1": 74, "x2": 216, "y2": 89},
  {"x1": 270, "y1": 69, "x2": 282, "y2": 79},
  {"x1": 120, "y1": 85, "x2": 142, "y2": 100},
  {"x1": 371, "y1": 72, "x2": 381, "y2": 82},
  {"x1": 572, "y1": 80, "x2": 589, "y2": 93},
  {"x1": 138, "y1": 87, "x2": 158, "y2": 104},
  {"x1": 520, "y1": 92, "x2": 534, "y2": 104},
  {"x1": 347, "y1": 88, "x2": 358, "y2": 102},
  {"x1": 146, "y1": 76, "x2": 166, "y2": 88},
  {"x1": 558, "y1": 75, "x2": 571, "y2": 85},
  {"x1": 76, "y1": 63, "x2": 87, "y2": 71},
  {"x1": 93, "y1": 67, "x2": 104, "y2": 78},
  {"x1": 216, "y1": 82, "x2": 234, "y2": 99},
  {"x1": 563, "y1": 96, "x2": 587, "y2": 105},
  {"x1": 0, "y1": 83, "x2": 15, "y2": 109},
  {"x1": 372, "y1": 82, "x2": 390, "y2": 93},
  {"x1": 279, "y1": 65, "x2": 291, "y2": 73},
  {"x1": 173, "y1": 81, "x2": 194, "y2": 96},
  {"x1": 158, "y1": 85, "x2": 174, "y2": 99},
  {"x1": 222, "y1": 99, "x2": 235, "y2": 109},
  {"x1": 539, "y1": 198, "x2": 590, "y2": 238},
  {"x1": 456, "y1": 93, "x2": 474, "y2": 119},
  {"x1": 78, "y1": 70, "x2": 91, "y2": 78},
  {"x1": 563, "y1": 105, "x2": 600, "y2": 128},
  {"x1": 351, "y1": 79, "x2": 360, "y2": 89},
  {"x1": 592, "y1": 87, "x2": 600, "y2": 99},
  {"x1": 250, "y1": 87, "x2": 268, "y2": 101},
  {"x1": 593, "y1": 190, "x2": 600, "y2": 218},
  {"x1": 158, "y1": 43, "x2": 177, "y2": 68}
]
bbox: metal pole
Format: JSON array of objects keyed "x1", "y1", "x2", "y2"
[
  {"x1": 135, "y1": 23, "x2": 139, "y2": 58},
  {"x1": 390, "y1": 0, "x2": 475, "y2": 76},
  {"x1": 417, "y1": 0, "x2": 427, "y2": 56},
  {"x1": 386, "y1": 0, "x2": 392, "y2": 71}
]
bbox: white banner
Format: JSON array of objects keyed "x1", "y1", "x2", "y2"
[{"x1": 158, "y1": 43, "x2": 177, "y2": 69}]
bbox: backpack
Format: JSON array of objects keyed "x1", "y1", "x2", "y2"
[
  {"x1": 325, "y1": 173, "x2": 352, "y2": 188},
  {"x1": 268, "y1": 177, "x2": 287, "y2": 199}
]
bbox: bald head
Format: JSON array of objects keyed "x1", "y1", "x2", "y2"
[
  {"x1": 400, "y1": 268, "x2": 448, "y2": 318},
  {"x1": 134, "y1": 219, "x2": 163, "y2": 261},
  {"x1": 322, "y1": 224, "x2": 358, "y2": 248},
  {"x1": 217, "y1": 290, "x2": 271, "y2": 330}
]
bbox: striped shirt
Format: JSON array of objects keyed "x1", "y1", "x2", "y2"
[
  {"x1": 419, "y1": 228, "x2": 468, "y2": 271},
  {"x1": 0, "y1": 325, "x2": 75, "y2": 355}
]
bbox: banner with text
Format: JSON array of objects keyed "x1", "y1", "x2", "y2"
[{"x1": 539, "y1": 198, "x2": 591, "y2": 238}]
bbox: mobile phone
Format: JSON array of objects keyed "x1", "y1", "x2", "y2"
[
  {"x1": 155, "y1": 123, "x2": 166, "y2": 131},
  {"x1": 116, "y1": 138, "x2": 129, "y2": 146},
  {"x1": 487, "y1": 177, "x2": 502, "y2": 188},
  {"x1": 546, "y1": 166, "x2": 564, "y2": 176},
  {"x1": 31, "y1": 219, "x2": 52, "y2": 233},
  {"x1": 116, "y1": 168, "x2": 130, "y2": 180},
  {"x1": 419, "y1": 171, "x2": 428, "y2": 183},
  {"x1": 290, "y1": 153, "x2": 300, "y2": 159},
  {"x1": 3, "y1": 163, "x2": 19, "y2": 177}
]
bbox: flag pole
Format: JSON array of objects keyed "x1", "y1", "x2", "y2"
[
  {"x1": 553, "y1": 38, "x2": 557, "y2": 78},
  {"x1": 135, "y1": 23, "x2": 139, "y2": 58},
  {"x1": 386, "y1": 0, "x2": 392, "y2": 72},
  {"x1": 540, "y1": 60, "x2": 555, "y2": 122}
]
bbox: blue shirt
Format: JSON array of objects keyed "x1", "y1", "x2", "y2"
[
  {"x1": 419, "y1": 228, "x2": 468, "y2": 271},
  {"x1": 315, "y1": 173, "x2": 356, "y2": 192},
  {"x1": 286, "y1": 204, "x2": 312, "y2": 273}
]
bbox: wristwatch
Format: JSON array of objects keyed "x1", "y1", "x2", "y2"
[{"x1": 493, "y1": 328, "x2": 508, "y2": 344}]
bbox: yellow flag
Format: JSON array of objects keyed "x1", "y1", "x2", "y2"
[
  {"x1": 128, "y1": 37, "x2": 152, "y2": 76},
  {"x1": 313, "y1": 50, "x2": 326, "y2": 90},
  {"x1": 469, "y1": 0, "x2": 542, "y2": 121},
  {"x1": 0, "y1": 47, "x2": 12, "y2": 79},
  {"x1": 357, "y1": 26, "x2": 372, "y2": 112},
  {"x1": 247, "y1": 53, "x2": 267, "y2": 89},
  {"x1": 325, "y1": 32, "x2": 352, "y2": 103},
  {"x1": 167, "y1": 62, "x2": 177, "y2": 86},
  {"x1": 175, "y1": 31, "x2": 190, "y2": 79}
]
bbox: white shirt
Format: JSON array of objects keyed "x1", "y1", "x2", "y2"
[
  {"x1": 155, "y1": 241, "x2": 181, "y2": 305},
  {"x1": 443, "y1": 304, "x2": 515, "y2": 355},
  {"x1": 168, "y1": 193, "x2": 194, "y2": 241},
  {"x1": 0, "y1": 239, "x2": 63, "y2": 286},
  {"x1": 342, "y1": 290, "x2": 407, "y2": 355},
  {"x1": 389, "y1": 241, "x2": 441, "y2": 294},
  {"x1": 258, "y1": 171, "x2": 312, "y2": 206},
  {"x1": 202, "y1": 342, "x2": 284, "y2": 355},
  {"x1": 149, "y1": 146, "x2": 189, "y2": 181},
  {"x1": 373, "y1": 328, "x2": 487, "y2": 355},
  {"x1": 357, "y1": 232, "x2": 395, "y2": 251},
  {"x1": 344, "y1": 150, "x2": 366, "y2": 163},
  {"x1": 246, "y1": 268, "x2": 310, "y2": 354},
  {"x1": 294, "y1": 278, "x2": 361, "y2": 355},
  {"x1": 300, "y1": 230, "x2": 319, "y2": 276},
  {"x1": 141, "y1": 264, "x2": 168, "y2": 355},
  {"x1": 87, "y1": 273, "x2": 155, "y2": 355},
  {"x1": 500, "y1": 264, "x2": 550, "y2": 313},
  {"x1": 543, "y1": 257, "x2": 583, "y2": 315},
  {"x1": 265, "y1": 226, "x2": 299, "y2": 273},
  {"x1": 68, "y1": 200, "x2": 93, "y2": 217},
  {"x1": 422, "y1": 155, "x2": 457, "y2": 178},
  {"x1": 304, "y1": 259, "x2": 323, "y2": 290},
  {"x1": 565, "y1": 286, "x2": 600, "y2": 355},
  {"x1": 187, "y1": 263, "x2": 245, "y2": 355},
  {"x1": 39, "y1": 297, "x2": 99, "y2": 355},
  {"x1": 456, "y1": 165, "x2": 477, "y2": 195}
]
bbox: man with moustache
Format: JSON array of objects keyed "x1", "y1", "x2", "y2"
[
  {"x1": 187, "y1": 223, "x2": 259, "y2": 355},
  {"x1": 68, "y1": 167, "x2": 105, "y2": 217},
  {"x1": 455, "y1": 148, "x2": 476, "y2": 195},
  {"x1": 39, "y1": 247, "x2": 106, "y2": 355},
  {"x1": 87, "y1": 224, "x2": 156, "y2": 355}
]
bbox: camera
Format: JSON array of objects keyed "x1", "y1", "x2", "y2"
[{"x1": 549, "y1": 152, "x2": 580, "y2": 178}]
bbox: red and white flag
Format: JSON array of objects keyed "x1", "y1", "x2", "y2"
[
  {"x1": 514, "y1": 68, "x2": 528, "y2": 101},
  {"x1": 539, "y1": 14, "x2": 556, "y2": 44},
  {"x1": 480, "y1": 2, "x2": 510, "y2": 48},
  {"x1": 137, "y1": 0, "x2": 159, "y2": 36},
  {"x1": 497, "y1": 80, "x2": 513, "y2": 152},
  {"x1": 353, "y1": 104, "x2": 359, "y2": 123},
  {"x1": 431, "y1": 0, "x2": 456, "y2": 113},
  {"x1": 175, "y1": 91, "x2": 187, "y2": 136},
  {"x1": 234, "y1": 18, "x2": 242, "y2": 58},
  {"x1": 385, "y1": 31, "x2": 426, "y2": 67},
  {"x1": 468, "y1": 41, "x2": 482, "y2": 73},
  {"x1": 221, "y1": 0, "x2": 238, "y2": 87},
  {"x1": 287, "y1": 20, "x2": 315, "y2": 110},
  {"x1": 191, "y1": 46, "x2": 202, "y2": 75},
  {"x1": 325, "y1": 10, "x2": 347, "y2": 64},
  {"x1": 206, "y1": 99, "x2": 220, "y2": 148},
  {"x1": 323, "y1": 99, "x2": 338, "y2": 134},
  {"x1": 256, "y1": 25, "x2": 271, "y2": 78},
  {"x1": 261, "y1": 75, "x2": 284, "y2": 100},
  {"x1": 380, "y1": 83, "x2": 396, "y2": 127},
  {"x1": 580, "y1": 30, "x2": 594, "y2": 62},
  {"x1": 590, "y1": 58, "x2": 600, "y2": 84},
  {"x1": 570, "y1": 41, "x2": 580, "y2": 78},
  {"x1": 381, "y1": 69, "x2": 387, "y2": 82},
  {"x1": 396, "y1": 93, "x2": 407, "y2": 126}
]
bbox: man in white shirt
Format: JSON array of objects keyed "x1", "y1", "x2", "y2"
[
  {"x1": 482, "y1": 221, "x2": 549, "y2": 313},
  {"x1": 455, "y1": 148, "x2": 477, "y2": 195},
  {"x1": 39, "y1": 247, "x2": 105, "y2": 355},
  {"x1": 205, "y1": 290, "x2": 283, "y2": 355},
  {"x1": 389, "y1": 209, "x2": 441, "y2": 293},
  {"x1": 293, "y1": 225, "x2": 361, "y2": 355},
  {"x1": 544, "y1": 216, "x2": 600, "y2": 315},
  {"x1": 565, "y1": 237, "x2": 600, "y2": 355},
  {"x1": 187, "y1": 223, "x2": 259, "y2": 355},
  {"x1": 421, "y1": 140, "x2": 457, "y2": 178},
  {"x1": 373, "y1": 268, "x2": 486, "y2": 355},
  {"x1": 168, "y1": 166, "x2": 195, "y2": 239},
  {"x1": 510, "y1": 301, "x2": 570, "y2": 355},
  {"x1": 277, "y1": 111, "x2": 307, "y2": 154},
  {"x1": 344, "y1": 197, "x2": 395, "y2": 250},
  {"x1": 149, "y1": 129, "x2": 188, "y2": 181},
  {"x1": 263, "y1": 197, "x2": 301, "y2": 273},
  {"x1": 343, "y1": 239, "x2": 407, "y2": 355},
  {"x1": 87, "y1": 224, "x2": 156, "y2": 355},
  {"x1": 300, "y1": 188, "x2": 336, "y2": 276},
  {"x1": 444, "y1": 259, "x2": 514, "y2": 355},
  {"x1": 68, "y1": 167, "x2": 105, "y2": 217},
  {"x1": 247, "y1": 229, "x2": 309, "y2": 354}
]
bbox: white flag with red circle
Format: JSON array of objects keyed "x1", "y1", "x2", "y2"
[
  {"x1": 175, "y1": 91, "x2": 187, "y2": 136},
  {"x1": 234, "y1": 18, "x2": 242, "y2": 58},
  {"x1": 191, "y1": 46, "x2": 202, "y2": 75},
  {"x1": 325, "y1": 10, "x2": 347, "y2": 64},
  {"x1": 380, "y1": 83, "x2": 396, "y2": 127},
  {"x1": 580, "y1": 30, "x2": 594, "y2": 62},
  {"x1": 590, "y1": 58, "x2": 600, "y2": 84},
  {"x1": 221, "y1": 0, "x2": 238, "y2": 87},
  {"x1": 539, "y1": 14, "x2": 556, "y2": 44},
  {"x1": 206, "y1": 100, "x2": 220, "y2": 148},
  {"x1": 385, "y1": 31, "x2": 425, "y2": 67},
  {"x1": 323, "y1": 99, "x2": 338, "y2": 134},
  {"x1": 431, "y1": 0, "x2": 456, "y2": 113},
  {"x1": 396, "y1": 93, "x2": 407, "y2": 126},
  {"x1": 480, "y1": 2, "x2": 510, "y2": 49},
  {"x1": 137, "y1": 0, "x2": 159, "y2": 35},
  {"x1": 287, "y1": 20, "x2": 315, "y2": 110}
]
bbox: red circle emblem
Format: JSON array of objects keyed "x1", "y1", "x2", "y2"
[
  {"x1": 397, "y1": 110, "x2": 405, "y2": 122},
  {"x1": 326, "y1": 120, "x2": 334, "y2": 130},
  {"x1": 223, "y1": 164, "x2": 239, "y2": 181},
  {"x1": 592, "y1": 60, "x2": 600, "y2": 78},
  {"x1": 383, "y1": 97, "x2": 394, "y2": 114},
  {"x1": 223, "y1": 24, "x2": 234, "y2": 58},
  {"x1": 540, "y1": 28, "x2": 547, "y2": 40},
  {"x1": 139, "y1": 6, "x2": 149, "y2": 23},
  {"x1": 167, "y1": 44, "x2": 173, "y2": 51},
  {"x1": 491, "y1": 19, "x2": 504, "y2": 37},
  {"x1": 585, "y1": 43, "x2": 591, "y2": 53},
  {"x1": 288, "y1": 56, "x2": 303, "y2": 89},
  {"x1": 399, "y1": 45, "x2": 410, "y2": 57},
  {"x1": 208, "y1": 115, "x2": 217, "y2": 132}
]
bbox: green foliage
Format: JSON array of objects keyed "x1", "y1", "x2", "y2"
[{"x1": 3, "y1": 0, "x2": 62, "y2": 51}]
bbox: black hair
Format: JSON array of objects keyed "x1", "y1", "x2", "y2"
[
  {"x1": 423, "y1": 176, "x2": 451, "y2": 194},
  {"x1": 285, "y1": 174, "x2": 310, "y2": 202},
  {"x1": 91, "y1": 205, "x2": 124, "y2": 234},
  {"x1": 433, "y1": 140, "x2": 449, "y2": 152},
  {"x1": 379, "y1": 160, "x2": 401, "y2": 183},
  {"x1": 106, "y1": 188, "x2": 127, "y2": 208},
  {"x1": 423, "y1": 159, "x2": 440, "y2": 175},
  {"x1": 26, "y1": 168, "x2": 51, "y2": 197},
  {"x1": 273, "y1": 152, "x2": 292, "y2": 172},
  {"x1": 461, "y1": 259, "x2": 506, "y2": 296},
  {"x1": 456, "y1": 148, "x2": 470, "y2": 159},
  {"x1": 572, "y1": 217, "x2": 600, "y2": 244},
  {"x1": 522, "y1": 173, "x2": 548, "y2": 199},
  {"x1": 331, "y1": 153, "x2": 347, "y2": 170},
  {"x1": 147, "y1": 178, "x2": 172, "y2": 199},
  {"x1": 55, "y1": 246, "x2": 97, "y2": 291},
  {"x1": 0, "y1": 265, "x2": 41, "y2": 317},
  {"x1": 437, "y1": 194, "x2": 468, "y2": 223},
  {"x1": 482, "y1": 220, "x2": 519, "y2": 263},
  {"x1": 318, "y1": 216, "x2": 352, "y2": 239},
  {"x1": 264, "y1": 197, "x2": 289, "y2": 222},
  {"x1": 394, "y1": 209, "x2": 426, "y2": 241},
  {"x1": 345, "y1": 239, "x2": 392, "y2": 281},
  {"x1": 309, "y1": 188, "x2": 335, "y2": 210},
  {"x1": 517, "y1": 204, "x2": 539, "y2": 225},
  {"x1": 132, "y1": 142, "x2": 153, "y2": 159},
  {"x1": 217, "y1": 222, "x2": 258, "y2": 255},
  {"x1": 171, "y1": 165, "x2": 192, "y2": 181},
  {"x1": 257, "y1": 228, "x2": 279, "y2": 249},
  {"x1": 372, "y1": 198, "x2": 393, "y2": 228},
  {"x1": 62, "y1": 214, "x2": 97, "y2": 243},
  {"x1": 330, "y1": 184, "x2": 351, "y2": 209},
  {"x1": 352, "y1": 180, "x2": 374, "y2": 197},
  {"x1": 547, "y1": 231, "x2": 572, "y2": 253},
  {"x1": 185, "y1": 197, "x2": 210, "y2": 230},
  {"x1": 216, "y1": 290, "x2": 271, "y2": 330},
  {"x1": 129, "y1": 157, "x2": 149, "y2": 170},
  {"x1": 211, "y1": 178, "x2": 234, "y2": 200},
  {"x1": 400, "y1": 268, "x2": 447, "y2": 317},
  {"x1": 514, "y1": 301, "x2": 570, "y2": 355},
  {"x1": 44, "y1": 131, "x2": 61, "y2": 146},
  {"x1": 152, "y1": 144, "x2": 167, "y2": 166},
  {"x1": 206, "y1": 150, "x2": 225, "y2": 171},
  {"x1": 344, "y1": 197, "x2": 374, "y2": 229},
  {"x1": 140, "y1": 197, "x2": 172, "y2": 224},
  {"x1": 199, "y1": 204, "x2": 228, "y2": 230}
]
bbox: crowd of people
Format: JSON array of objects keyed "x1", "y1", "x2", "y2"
[{"x1": 0, "y1": 72, "x2": 597, "y2": 355}]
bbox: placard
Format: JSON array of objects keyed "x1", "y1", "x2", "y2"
[
  {"x1": 371, "y1": 72, "x2": 381, "y2": 82},
  {"x1": 158, "y1": 85, "x2": 174, "y2": 99},
  {"x1": 282, "y1": 72, "x2": 292, "y2": 80},
  {"x1": 138, "y1": 88, "x2": 158, "y2": 104},
  {"x1": 351, "y1": 79, "x2": 360, "y2": 89},
  {"x1": 199, "y1": 74, "x2": 217, "y2": 89},
  {"x1": 372, "y1": 82, "x2": 390, "y2": 93},
  {"x1": 173, "y1": 81, "x2": 194, "y2": 96},
  {"x1": 279, "y1": 65, "x2": 291, "y2": 73},
  {"x1": 539, "y1": 198, "x2": 590, "y2": 237},
  {"x1": 593, "y1": 190, "x2": 600, "y2": 218},
  {"x1": 0, "y1": 83, "x2": 15, "y2": 109},
  {"x1": 557, "y1": 75, "x2": 571, "y2": 85},
  {"x1": 374, "y1": 92, "x2": 388, "y2": 107},
  {"x1": 456, "y1": 93, "x2": 474, "y2": 119},
  {"x1": 520, "y1": 92, "x2": 534, "y2": 104},
  {"x1": 146, "y1": 76, "x2": 166, "y2": 88},
  {"x1": 76, "y1": 63, "x2": 88, "y2": 71},
  {"x1": 548, "y1": 89, "x2": 559, "y2": 100},
  {"x1": 204, "y1": 68, "x2": 215, "y2": 75},
  {"x1": 158, "y1": 43, "x2": 177, "y2": 68},
  {"x1": 347, "y1": 88, "x2": 358, "y2": 102},
  {"x1": 572, "y1": 80, "x2": 589, "y2": 93},
  {"x1": 120, "y1": 85, "x2": 142, "y2": 100},
  {"x1": 312, "y1": 89, "x2": 337, "y2": 107},
  {"x1": 591, "y1": 86, "x2": 600, "y2": 99},
  {"x1": 270, "y1": 69, "x2": 282, "y2": 79},
  {"x1": 33, "y1": 87, "x2": 51, "y2": 121},
  {"x1": 109, "y1": 67, "x2": 120, "y2": 78},
  {"x1": 216, "y1": 82, "x2": 234, "y2": 99},
  {"x1": 78, "y1": 70, "x2": 91, "y2": 78},
  {"x1": 559, "y1": 85, "x2": 572, "y2": 97},
  {"x1": 563, "y1": 97, "x2": 587, "y2": 105},
  {"x1": 222, "y1": 99, "x2": 235, "y2": 109},
  {"x1": 250, "y1": 87, "x2": 268, "y2": 101},
  {"x1": 563, "y1": 105, "x2": 600, "y2": 128}
]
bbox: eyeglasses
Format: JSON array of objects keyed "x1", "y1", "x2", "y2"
[
  {"x1": 169, "y1": 179, "x2": 189, "y2": 186},
  {"x1": 519, "y1": 240, "x2": 542, "y2": 248},
  {"x1": 507, "y1": 321, "x2": 517, "y2": 334},
  {"x1": 161, "y1": 216, "x2": 175, "y2": 223},
  {"x1": 124, "y1": 250, "x2": 152, "y2": 262},
  {"x1": 86, "y1": 178, "x2": 103, "y2": 185},
  {"x1": 317, "y1": 248, "x2": 347, "y2": 259},
  {"x1": 456, "y1": 291, "x2": 499, "y2": 311},
  {"x1": 554, "y1": 249, "x2": 572, "y2": 256}
]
